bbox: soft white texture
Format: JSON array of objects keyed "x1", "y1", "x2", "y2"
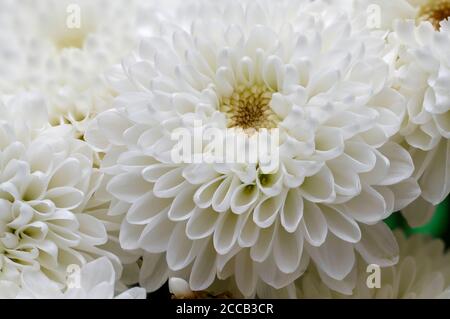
[
  {"x1": 0, "y1": 93, "x2": 119, "y2": 288},
  {"x1": 259, "y1": 231, "x2": 450, "y2": 299},
  {"x1": 0, "y1": 257, "x2": 145, "y2": 299},
  {"x1": 389, "y1": 20, "x2": 450, "y2": 226}
]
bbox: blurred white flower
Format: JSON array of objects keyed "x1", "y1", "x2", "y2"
[
  {"x1": 0, "y1": 257, "x2": 145, "y2": 299},
  {"x1": 0, "y1": 0, "x2": 169, "y2": 134},
  {"x1": 390, "y1": 20, "x2": 450, "y2": 226},
  {"x1": 86, "y1": 0, "x2": 420, "y2": 297},
  {"x1": 342, "y1": 0, "x2": 450, "y2": 226},
  {"x1": 260, "y1": 231, "x2": 450, "y2": 299},
  {"x1": 0, "y1": 93, "x2": 119, "y2": 288}
]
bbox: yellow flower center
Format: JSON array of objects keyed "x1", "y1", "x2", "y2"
[
  {"x1": 418, "y1": 0, "x2": 450, "y2": 29},
  {"x1": 220, "y1": 85, "x2": 279, "y2": 133}
]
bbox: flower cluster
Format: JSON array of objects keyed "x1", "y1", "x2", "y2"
[{"x1": 0, "y1": 0, "x2": 449, "y2": 299}]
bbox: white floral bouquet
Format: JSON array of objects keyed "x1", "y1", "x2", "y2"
[{"x1": 0, "y1": 0, "x2": 449, "y2": 299}]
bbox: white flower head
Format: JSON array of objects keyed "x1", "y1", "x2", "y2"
[
  {"x1": 390, "y1": 19, "x2": 450, "y2": 226},
  {"x1": 87, "y1": 0, "x2": 419, "y2": 297},
  {"x1": 0, "y1": 0, "x2": 169, "y2": 134},
  {"x1": 0, "y1": 93, "x2": 119, "y2": 287}
]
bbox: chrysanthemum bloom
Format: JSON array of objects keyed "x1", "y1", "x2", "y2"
[
  {"x1": 87, "y1": 0, "x2": 420, "y2": 296},
  {"x1": 0, "y1": 0, "x2": 168, "y2": 134},
  {"x1": 259, "y1": 231, "x2": 450, "y2": 299},
  {"x1": 344, "y1": 0, "x2": 450, "y2": 225},
  {"x1": 388, "y1": 20, "x2": 450, "y2": 226},
  {"x1": 0, "y1": 257, "x2": 145, "y2": 299},
  {"x1": 0, "y1": 93, "x2": 119, "y2": 288}
]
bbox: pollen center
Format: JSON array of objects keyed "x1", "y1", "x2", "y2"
[
  {"x1": 418, "y1": 0, "x2": 450, "y2": 29},
  {"x1": 220, "y1": 85, "x2": 279, "y2": 133}
]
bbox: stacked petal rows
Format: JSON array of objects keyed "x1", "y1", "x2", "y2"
[
  {"x1": 0, "y1": 0, "x2": 170, "y2": 133},
  {"x1": 0, "y1": 93, "x2": 124, "y2": 293},
  {"x1": 0, "y1": 0, "x2": 449, "y2": 299},
  {"x1": 86, "y1": 0, "x2": 420, "y2": 296}
]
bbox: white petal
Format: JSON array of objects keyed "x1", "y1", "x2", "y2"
[
  {"x1": 139, "y1": 253, "x2": 170, "y2": 292},
  {"x1": 328, "y1": 157, "x2": 361, "y2": 197},
  {"x1": 189, "y1": 240, "x2": 217, "y2": 291},
  {"x1": 115, "y1": 287, "x2": 146, "y2": 299},
  {"x1": 230, "y1": 184, "x2": 259, "y2": 214},
  {"x1": 213, "y1": 212, "x2": 245, "y2": 255},
  {"x1": 356, "y1": 223, "x2": 399, "y2": 267},
  {"x1": 77, "y1": 214, "x2": 107, "y2": 246},
  {"x1": 139, "y1": 211, "x2": 174, "y2": 253},
  {"x1": 142, "y1": 164, "x2": 176, "y2": 183},
  {"x1": 344, "y1": 141, "x2": 377, "y2": 173},
  {"x1": 96, "y1": 111, "x2": 130, "y2": 145},
  {"x1": 256, "y1": 171, "x2": 284, "y2": 197},
  {"x1": 300, "y1": 166, "x2": 335, "y2": 203},
  {"x1": 79, "y1": 257, "x2": 115, "y2": 292},
  {"x1": 273, "y1": 227, "x2": 303, "y2": 274},
  {"x1": 183, "y1": 164, "x2": 219, "y2": 185},
  {"x1": 169, "y1": 278, "x2": 193, "y2": 298},
  {"x1": 389, "y1": 178, "x2": 421, "y2": 212},
  {"x1": 321, "y1": 205, "x2": 361, "y2": 243},
  {"x1": 194, "y1": 176, "x2": 226, "y2": 209},
  {"x1": 168, "y1": 186, "x2": 197, "y2": 221},
  {"x1": 235, "y1": 250, "x2": 257, "y2": 297},
  {"x1": 238, "y1": 212, "x2": 260, "y2": 248},
  {"x1": 402, "y1": 196, "x2": 435, "y2": 228},
  {"x1": 317, "y1": 265, "x2": 357, "y2": 296},
  {"x1": 300, "y1": 201, "x2": 327, "y2": 247},
  {"x1": 212, "y1": 176, "x2": 240, "y2": 213},
  {"x1": 306, "y1": 233, "x2": 355, "y2": 281},
  {"x1": 166, "y1": 223, "x2": 199, "y2": 271},
  {"x1": 342, "y1": 185, "x2": 387, "y2": 224},
  {"x1": 253, "y1": 193, "x2": 285, "y2": 229},
  {"x1": 48, "y1": 158, "x2": 81, "y2": 189},
  {"x1": 46, "y1": 187, "x2": 83, "y2": 210},
  {"x1": 255, "y1": 251, "x2": 308, "y2": 289},
  {"x1": 250, "y1": 223, "x2": 277, "y2": 263},
  {"x1": 107, "y1": 173, "x2": 150, "y2": 203},
  {"x1": 153, "y1": 167, "x2": 187, "y2": 198},
  {"x1": 128, "y1": 193, "x2": 171, "y2": 225},
  {"x1": 186, "y1": 207, "x2": 220, "y2": 240},
  {"x1": 377, "y1": 142, "x2": 414, "y2": 186},
  {"x1": 420, "y1": 139, "x2": 450, "y2": 205},
  {"x1": 119, "y1": 220, "x2": 143, "y2": 250},
  {"x1": 280, "y1": 188, "x2": 303, "y2": 233}
]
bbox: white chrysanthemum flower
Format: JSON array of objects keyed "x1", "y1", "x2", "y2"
[
  {"x1": 0, "y1": 0, "x2": 169, "y2": 134},
  {"x1": 0, "y1": 93, "x2": 119, "y2": 287},
  {"x1": 388, "y1": 20, "x2": 450, "y2": 226},
  {"x1": 260, "y1": 231, "x2": 450, "y2": 299},
  {"x1": 0, "y1": 257, "x2": 145, "y2": 299},
  {"x1": 87, "y1": 0, "x2": 420, "y2": 297}
]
